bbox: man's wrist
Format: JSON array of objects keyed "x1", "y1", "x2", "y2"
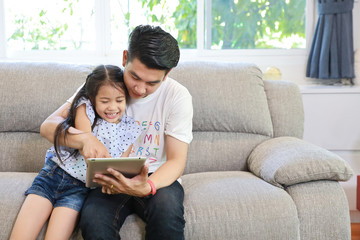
[
  {"x1": 143, "y1": 179, "x2": 156, "y2": 198},
  {"x1": 75, "y1": 131, "x2": 93, "y2": 149}
]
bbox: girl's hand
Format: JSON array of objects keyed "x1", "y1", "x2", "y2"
[
  {"x1": 94, "y1": 164, "x2": 151, "y2": 197},
  {"x1": 79, "y1": 133, "x2": 111, "y2": 159}
]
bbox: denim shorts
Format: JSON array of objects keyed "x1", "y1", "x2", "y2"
[{"x1": 26, "y1": 158, "x2": 89, "y2": 212}]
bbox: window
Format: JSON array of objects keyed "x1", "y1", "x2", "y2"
[
  {"x1": 204, "y1": 0, "x2": 306, "y2": 49},
  {"x1": 0, "y1": 0, "x2": 315, "y2": 84},
  {"x1": 5, "y1": 0, "x2": 96, "y2": 51},
  {"x1": 2, "y1": 0, "x2": 307, "y2": 51},
  {"x1": 109, "y1": 0, "x2": 181, "y2": 51}
]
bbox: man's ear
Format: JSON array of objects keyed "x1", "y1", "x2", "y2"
[{"x1": 122, "y1": 50, "x2": 128, "y2": 67}]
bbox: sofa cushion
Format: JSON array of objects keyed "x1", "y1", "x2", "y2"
[
  {"x1": 0, "y1": 172, "x2": 39, "y2": 240},
  {"x1": 0, "y1": 62, "x2": 92, "y2": 132},
  {"x1": 182, "y1": 171, "x2": 300, "y2": 240},
  {"x1": 248, "y1": 137, "x2": 354, "y2": 188},
  {"x1": 169, "y1": 61, "x2": 274, "y2": 137}
]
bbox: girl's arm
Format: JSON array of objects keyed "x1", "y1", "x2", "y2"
[
  {"x1": 74, "y1": 103, "x2": 114, "y2": 159},
  {"x1": 74, "y1": 104, "x2": 92, "y2": 133},
  {"x1": 40, "y1": 102, "x2": 111, "y2": 159},
  {"x1": 40, "y1": 102, "x2": 90, "y2": 146},
  {"x1": 120, "y1": 144, "x2": 133, "y2": 158}
]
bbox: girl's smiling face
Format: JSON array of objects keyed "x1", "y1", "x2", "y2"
[{"x1": 95, "y1": 83, "x2": 126, "y2": 123}]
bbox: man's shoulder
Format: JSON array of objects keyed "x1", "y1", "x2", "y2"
[{"x1": 164, "y1": 77, "x2": 191, "y2": 97}]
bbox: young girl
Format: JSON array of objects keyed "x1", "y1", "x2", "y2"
[{"x1": 10, "y1": 65, "x2": 142, "y2": 240}]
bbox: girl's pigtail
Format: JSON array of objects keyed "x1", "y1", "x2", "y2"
[{"x1": 53, "y1": 74, "x2": 90, "y2": 164}]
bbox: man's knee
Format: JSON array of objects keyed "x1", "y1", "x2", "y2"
[
  {"x1": 79, "y1": 189, "x2": 116, "y2": 238},
  {"x1": 145, "y1": 193, "x2": 185, "y2": 240},
  {"x1": 79, "y1": 196, "x2": 100, "y2": 235},
  {"x1": 146, "y1": 182, "x2": 185, "y2": 225}
]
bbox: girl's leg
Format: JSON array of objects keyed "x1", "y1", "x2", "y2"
[
  {"x1": 44, "y1": 207, "x2": 79, "y2": 240},
  {"x1": 10, "y1": 194, "x2": 53, "y2": 240}
]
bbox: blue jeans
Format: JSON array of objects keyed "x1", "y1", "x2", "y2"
[
  {"x1": 79, "y1": 180, "x2": 185, "y2": 240},
  {"x1": 26, "y1": 158, "x2": 88, "y2": 212}
]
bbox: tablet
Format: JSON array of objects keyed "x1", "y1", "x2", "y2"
[{"x1": 86, "y1": 157, "x2": 147, "y2": 188}]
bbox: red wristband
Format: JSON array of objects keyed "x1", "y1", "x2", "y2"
[{"x1": 144, "y1": 179, "x2": 156, "y2": 197}]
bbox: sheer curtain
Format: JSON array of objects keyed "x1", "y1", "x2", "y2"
[{"x1": 306, "y1": 0, "x2": 355, "y2": 80}]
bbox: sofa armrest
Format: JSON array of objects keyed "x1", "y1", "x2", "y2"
[{"x1": 247, "y1": 137, "x2": 353, "y2": 188}]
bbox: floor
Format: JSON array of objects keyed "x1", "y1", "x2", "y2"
[{"x1": 352, "y1": 223, "x2": 360, "y2": 240}]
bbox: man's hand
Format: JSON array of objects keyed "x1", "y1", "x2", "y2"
[{"x1": 94, "y1": 164, "x2": 151, "y2": 197}]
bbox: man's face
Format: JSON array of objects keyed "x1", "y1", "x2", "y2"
[{"x1": 122, "y1": 50, "x2": 169, "y2": 99}]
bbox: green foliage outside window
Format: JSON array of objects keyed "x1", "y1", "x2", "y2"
[
  {"x1": 7, "y1": 0, "x2": 85, "y2": 51},
  {"x1": 138, "y1": 0, "x2": 306, "y2": 49},
  {"x1": 9, "y1": 11, "x2": 69, "y2": 50},
  {"x1": 139, "y1": 0, "x2": 197, "y2": 48}
]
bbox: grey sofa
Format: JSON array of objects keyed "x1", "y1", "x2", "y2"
[{"x1": 0, "y1": 61, "x2": 354, "y2": 240}]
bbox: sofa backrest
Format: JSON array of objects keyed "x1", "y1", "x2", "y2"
[
  {"x1": 0, "y1": 62, "x2": 92, "y2": 172},
  {"x1": 169, "y1": 61, "x2": 303, "y2": 174},
  {"x1": 0, "y1": 61, "x2": 304, "y2": 174}
]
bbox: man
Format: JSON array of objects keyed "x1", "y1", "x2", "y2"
[{"x1": 40, "y1": 25, "x2": 193, "y2": 239}]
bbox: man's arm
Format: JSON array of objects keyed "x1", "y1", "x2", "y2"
[
  {"x1": 148, "y1": 135, "x2": 188, "y2": 189},
  {"x1": 40, "y1": 102, "x2": 72, "y2": 145},
  {"x1": 40, "y1": 102, "x2": 111, "y2": 159}
]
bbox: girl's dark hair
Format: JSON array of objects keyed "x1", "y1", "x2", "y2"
[{"x1": 54, "y1": 65, "x2": 127, "y2": 163}]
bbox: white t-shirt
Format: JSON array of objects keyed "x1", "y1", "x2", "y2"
[
  {"x1": 67, "y1": 77, "x2": 193, "y2": 173},
  {"x1": 126, "y1": 77, "x2": 193, "y2": 172}
]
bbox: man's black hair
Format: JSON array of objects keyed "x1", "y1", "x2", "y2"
[{"x1": 127, "y1": 25, "x2": 180, "y2": 74}]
